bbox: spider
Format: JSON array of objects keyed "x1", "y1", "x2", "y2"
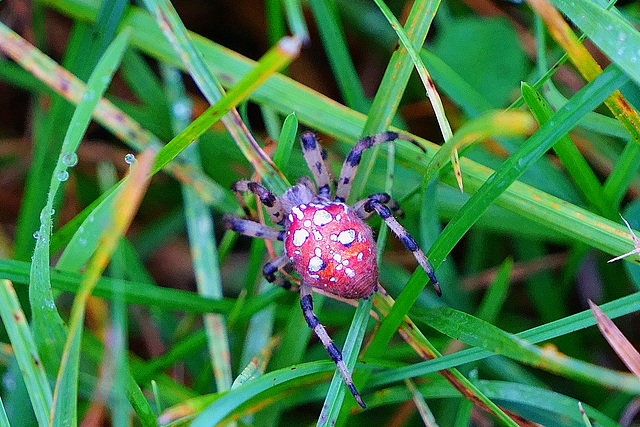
[{"x1": 224, "y1": 131, "x2": 441, "y2": 409}]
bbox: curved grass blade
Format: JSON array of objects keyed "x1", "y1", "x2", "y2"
[
  {"x1": 283, "y1": 0, "x2": 310, "y2": 45},
  {"x1": 0, "y1": 280, "x2": 52, "y2": 426},
  {"x1": 51, "y1": 149, "x2": 154, "y2": 426},
  {"x1": 28, "y1": 27, "x2": 130, "y2": 375},
  {"x1": 423, "y1": 111, "x2": 537, "y2": 184},
  {"x1": 412, "y1": 305, "x2": 640, "y2": 393}
]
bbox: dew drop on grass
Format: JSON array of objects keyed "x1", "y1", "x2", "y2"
[
  {"x1": 62, "y1": 152, "x2": 78, "y2": 167},
  {"x1": 78, "y1": 237, "x2": 87, "y2": 246},
  {"x1": 33, "y1": 231, "x2": 39, "y2": 240},
  {"x1": 124, "y1": 153, "x2": 136, "y2": 164},
  {"x1": 57, "y1": 170, "x2": 69, "y2": 182}
]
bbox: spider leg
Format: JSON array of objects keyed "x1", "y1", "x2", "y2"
[
  {"x1": 301, "y1": 132, "x2": 332, "y2": 198},
  {"x1": 335, "y1": 131, "x2": 424, "y2": 202},
  {"x1": 299, "y1": 281, "x2": 366, "y2": 409},
  {"x1": 223, "y1": 215, "x2": 285, "y2": 241},
  {"x1": 352, "y1": 193, "x2": 403, "y2": 220},
  {"x1": 363, "y1": 200, "x2": 442, "y2": 296},
  {"x1": 231, "y1": 180, "x2": 286, "y2": 225},
  {"x1": 262, "y1": 254, "x2": 290, "y2": 282}
]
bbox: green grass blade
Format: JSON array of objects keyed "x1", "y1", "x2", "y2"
[
  {"x1": 521, "y1": 82, "x2": 614, "y2": 218},
  {"x1": 413, "y1": 306, "x2": 640, "y2": 393},
  {"x1": 273, "y1": 112, "x2": 298, "y2": 170},
  {"x1": 152, "y1": 37, "x2": 301, "y2": 175},
  {"x1": 308, "y1": 0, "x2": 368, "y2": 111},
  {"x1": 369, "y1": 290, "x2": 640, "y2": 387},
  {"x1": 549, "y1": 0, "x2": 640, "y2": 88},
  {"x1": 0, "y1": 396, "x2": 9, "y2": 427},
  {"x1": 29, "y1": 27, "x2": 131, "y2": 375},
  {"x1": 318, "y1": 297, "x2": 372, "y2": 426},
  {"x1": 51, "y1": 149, "x2": 154, "y2": 426},
  {"x1": 190, "y1": 362, "x2": 338, "y2": 426},
  {"x1": 283, "y1": 0, "x2": 310, "y2": 44},
  {"x1": 163, "y1": 64, "x2": 234, "y2": 393},
  {"x1": 476, "y1": 257, "x2": 512, "y2": 323},
  {"x1": 370, "y1": 64, "x2": 630, "y2": 356},
  {"x1": 0, "y1": 280, "x2": 52, "y2": 426}
]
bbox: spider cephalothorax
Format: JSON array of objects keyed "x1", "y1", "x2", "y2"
[{"x1": 225, "y1": 131, "x2": 441, "y2": 409}]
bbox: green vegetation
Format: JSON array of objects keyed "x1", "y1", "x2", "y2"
[{"x1": 0, "y1": 0, "x2": 639, "y2": 425}]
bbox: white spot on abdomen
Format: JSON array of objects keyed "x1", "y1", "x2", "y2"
[
  {"x1": 308, "y1": 256, "x2": 325, "y2": 273},
  {"x1": 292, "y1": 229, "x2": 309, "y2": 247},
  {"x1": 337, "y1": 229, "x2": 356, "y2": 245},
  {"x1": 312, "y1": 209, "x2": 333, "y2": 226}
]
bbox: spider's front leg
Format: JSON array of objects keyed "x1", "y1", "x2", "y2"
[
  {"x1": 352, "y1": 193, "x2": 403, "y2": 220},
  {"x1": 363, "y1": 199, "x2": 442, "y2": 296},
  {"x1": 231, "y1": 180, "x2": 287, "y2": 225},
  {"x1": 223, "y1": 215, "x2": 285, "y2": 241},
  {"x1": 299, "y1": 281, "x2": 366, "y2": 409},
  {"x1": 335, "y1": 131, "x2": 424, "y2": 202},
  {"x1": 300, "y1": 132, "x2": 332, "y2": 198}
]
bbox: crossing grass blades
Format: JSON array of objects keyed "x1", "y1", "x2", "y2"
[{"x1": 225, "y1": 131, "x2": 442, "y2": 408}]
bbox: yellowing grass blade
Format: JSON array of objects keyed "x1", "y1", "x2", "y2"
[{"x1": 50, "y1": 149, "x2": 155, "y2": 427}]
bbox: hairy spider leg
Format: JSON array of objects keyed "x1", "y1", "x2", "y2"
[
  {"x1": 363, "y1": 200, "x2": 442, "y2": 296},
  {"x1": 300, "y1": 132, "x2": 333, "y2": 198},
  {"x1": 223, "y1": 215, "x2": 285, "y2": 241},
  {"x1": 335, "y1": 131, "x2": 424, "y2": 203},
  {"x1": 352, "y1": 193, "x2": 403, "y2": 220},
  {"x1": 299, "y1": 282, "x2": 366, "y2": 409},
  {"x1": 231, "y1": 180, "x2": 286, "y2": 225}
]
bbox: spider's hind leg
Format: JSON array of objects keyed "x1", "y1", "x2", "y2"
[
  {"x1": 231, "y1": 180, "x2": 286, "y2": 225},
  {"x1": 299, "y1": 282, "x2": 366, "y2": 409},
  {"x1": 363, "y1": 199, "x2": 442, "y2": 296}
]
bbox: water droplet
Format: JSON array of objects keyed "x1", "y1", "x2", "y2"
[
  {"x1": 78, "y1": 237, "x2": 87, "y2": 246},
  {"x1": 33, "y1": 231, "x2": 40, "y2": 240},
  {"x1": 57, "y1": 170, "x2": 69, "y2": 182},
  {"x1": 618, "y1": 47, "x2": 626, "y2": 56},
  {"x1": 124, "y1": 153, "x2": 136, "y2": 164},
  {"x1": 50, "y1": 208, "x2": 55, "y2": 216},
  {"x1": 45, "y1": 299, "x2": 56, "y2": 309},
  {"x1": 82, "y1": 90, "x2": 95, "y2": 101},
  {"x1": 62, "y1": 152, "x2": 78, "y2": 167},
  {"x1": 619, "y1": 32, "x2": 627, "y2": 42},
  {"x1": 172, "y1": 101, "x2": 191, "y2": 121}
]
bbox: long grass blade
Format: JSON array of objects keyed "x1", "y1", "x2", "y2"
[
  {"x1": 0, "y1": 280, "x2": 52, "y2": 426},
  {"x1": 50, "y1": 148, "x2": 154, "y2": 426},
  {"x1": 27, "y1": 27, "x2": 130, "y2": 376}
]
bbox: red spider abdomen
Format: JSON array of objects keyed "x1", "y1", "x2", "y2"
[{"x1": 284, "y1": 202, "x2": 378, "y2": 299}]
